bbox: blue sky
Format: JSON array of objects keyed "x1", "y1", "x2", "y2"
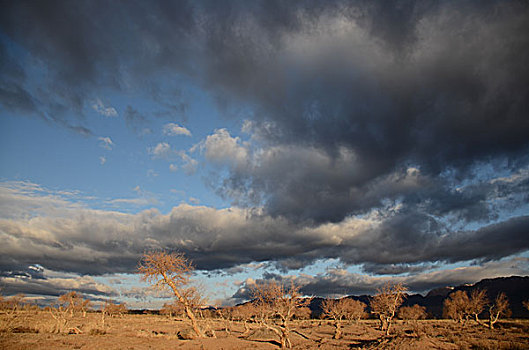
[{"x1": 1, "y1": 1, "x2": 529, "y2": 308}]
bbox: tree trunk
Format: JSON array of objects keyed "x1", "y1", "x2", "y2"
[
  {"x1": 333, "y1": 320, "x2": 342, "y2": 339},
  {"x1": 242, "y1": 320, "x2": 250, "y2": 336},
  {"x1": 385, "y1": 317, "x2": 392, "y2": 336},
  {"x1": 280, "y1": 323, "x2": 291, "y2": 349},
  {"x1": 163, "y1": 272, "x2": 205, "y2": 338}
]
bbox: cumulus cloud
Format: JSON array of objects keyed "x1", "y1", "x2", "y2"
[
  {"x1": 92, "y1": 98, "x2": 118, "y2": 117},
  {"x1": 99, "y1": 156, "x2": 106, "y2": 165},
  {"x1": 98, "y1": 136, "x2": 114, "y2": 150},
  {"x1": 163, "y1": 122, "x2": 191, "y2": 137},
  {"x1": 148, "y1": 142, "x2": 173, "y2": 159}
]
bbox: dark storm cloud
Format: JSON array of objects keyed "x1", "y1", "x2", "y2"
[
  {"x1": 0, "y1": 265, "x2": 117, "y2": 298},
  {"x1": 1, "y1": 182, "x2": 528, "y2": 279},
  {"x1": 1, "y1": 1, "x2": 529, "y2": 280}
]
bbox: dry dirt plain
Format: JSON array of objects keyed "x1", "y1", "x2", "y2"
[{"x1": 2, "y1": 312, "x2": 529, "y2": 349}]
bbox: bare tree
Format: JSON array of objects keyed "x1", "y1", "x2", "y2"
[
  {"x1": 138, "y1": 251, "x2": 205, "y2": 338},
  {"x1": 57, "y1": 291, "x2": 91, "y2": 317},
  {"x1": 323, "y1": 298, "x2": 366, "y2": 339},
  {"x1": 487, "y1": 293, "x2": 510, "y2": 329},
  {"x1": 398, "y1": 304, "x2": 427, "y2": 321},
  {"x1": 233, "y1": 303, "x2": 258, "y2": 336},
  {"x1": 0, "y1": 294, "x2": 26, "y2": 332},
  {"x1": 468, "y1": 289, "x2": 488, "y2": 324},
  {"x1": 49, "y1": 295, "x2": 72, "y2": 333},
  {"x1": 160, "y1": 301, "x2": 184, "y2": 319},
  {"x1": 443, "y1": 290, "x2": 470, "y2": 323},
  {"x1": 251, "y1": 281, "x2": 310, "y2": 348},
  {"x1": 322, "y1": 298, "x2": 346, "y2": 339},
  {"x1": 370, "y1": 282, "x2": 407, "y2": 336},
  {"x1": 398, "y1": 304, "x2": 427, "y2": 336}
]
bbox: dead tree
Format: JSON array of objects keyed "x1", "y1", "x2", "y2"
[
  {"x1": 160, "y1": 301, "x2": 184, "y2": 319},
  {"x1": 58, "y1": 291, "x2": 91, "y2": 317},
  {"x1": 468, "y1": 289, "x2": 488, "y2": 324},
  {"x1": 234, "y1": 303, "x2": 258, "y2": 336},
  {"x1": 322, "y1": 298, "x2": 365, "y2": 339},
  {"x1": 398, "y1": 304, "x2": 427, "y2": 321},
  {"x1": 49, "y1": 296, "x2": 71, "y2": 333},
  {"x1": 398, "y1": 304, "x2": 427, "y2": 336},
  {"x1": 487, "y1": 293, "x2": 510, "y2": 329},
  {"x1": 370, "y1": 282, "x2": 407, "y2": 336},
  {"x1": 443, "y1": 290, "x2": 470, "y2": 323},
  {"x1": 251, "y1": 281, "x2": 310, "y2": 348},
  {"x1": 0, "y1": 294, "x2": 26, "y2": 332},
  {"x1": 138, "y1": 251, "x2": 206, "y2": 338}
]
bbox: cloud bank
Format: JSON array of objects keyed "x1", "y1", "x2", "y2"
[{"x1": 1, "y1": 1, "x2": 529, "y2": 299}]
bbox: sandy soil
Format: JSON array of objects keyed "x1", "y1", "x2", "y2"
[{"x1": 1, "y1": 312, "x2": 529, "y2": 349}]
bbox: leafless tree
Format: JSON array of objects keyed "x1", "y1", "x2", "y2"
[
  {"x1": 160, "y1": 301, "x2": 184, "y2": 319},
  {"x1": 251, "y1": 280, "x2": 310, "y2": 348},
  {"x1": 398, "y1": 304, "x2": 427, "y2": 321},
  {"x1": 214, "y1": 306, "x2": 237, "y2": 334},
  {"x1": 486, "y1": 293, "x2": 510, "y2": 329},
  {"x1": 443, "y1": 290, "x2": 470, "y2": 323},
  {"x1": 49, "y1": 295, "x2": 72, "y2": 333},
  {"x1": 138, "y1": 251, "x2": 206, "y2": 338},
  {"x1": 468, "y1": 289, "x2": 488, "y2": 324},
  {"x1": 0, "y1": 294, "x2": 26, "y2": 332},
  {"x1": 323, "y1": 298, "x2": 366, "y2": 339},
  {"x1": 57, "y1": 291, "x2": 91, "y2": 317},
  {"x1": 104, "y1": 300, "x2": 127, "y2": 318},
  {"x1": 294, "y1": 306, "x2": 311, "y2": 320},
  {"x1": 398, "y1": 304, "x2": 427, "y2": 336},
  {"x1": 370, "y1": 282, "x2": 407, "y2": 336},
  {"x1": 233, "y1": 303, "x2": 258, "y2": 336}
]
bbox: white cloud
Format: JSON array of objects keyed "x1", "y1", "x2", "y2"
[
  {"x1": 147, "y1": 169, "x2": 158, "y2": 177},
  {"x1": 169, "y1": 164, "x2": 178, "y2": 172},
  {"x1": 203, "y1": 128, "x2": 249, "y2": 167},
  {"x1": 180, "y1": 153, "x2": 197, "y2": 175},
  {"x1": 92, "y1": 98, "x2": 118, "y2": 117},
  {"x1": 163, "y1": 123, "x2": 191, "y2": 137},
  {"x1": 99, "y1": 156, "x2": 106, "y2": 165},
  {"x1": 148, "y1": 142, "x2": 173, "y2": 159},
  {"x1": 98, "y1": 136, "x2": 114, "y2": 150}
]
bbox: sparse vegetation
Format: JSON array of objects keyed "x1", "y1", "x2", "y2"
[
  {"x1": 1, "y1": 263, "x2": 526, "y2": 349},
  {"x1": 323, "y1": 298, "x2": 367, "y2": 339},
  {"x1": 138, "y1": 251, "x2": 207, "y2": 338},
  {"x1": 370, "y1": 282, "x2": 408, "y2": 336},
  {"x1": 487, "y1": 292, "x2": 510, "y2": 329},
  {"x1": 250, "y1": 280, "x2": 310, "y2": 348}
]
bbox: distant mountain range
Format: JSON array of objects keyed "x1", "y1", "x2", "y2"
[{"x1": 308, "y1": 276, "x2": 529, "y2": 319}]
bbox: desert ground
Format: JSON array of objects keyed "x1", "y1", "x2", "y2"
[{"x1": 2, "y1": 312, "x2": 529, "y2": 349}]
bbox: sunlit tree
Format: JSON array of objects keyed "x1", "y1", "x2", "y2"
[
  {"x1": 370, "y1": 282, "x2": 407, "y2": 336},
  {"x1": 323, "y1": 298, "x2": 366, "y2": 339},
  {"x1": 398, "y1": 304, "x2": 427, "y2": 321},
  {"x1": 251, "y1": 280, "x2": 310, "y2": 348},
  {"x1": 468, "y1": 289, "x2": 488, "y2": 323},
  {"x1": 138, "y1": 251, "x2": 205, "y2": 338},
  {"x1": 443, "y1": 290, "x2": 470, "y2": 323},
  {"x1": 487, "y1": 293, "x2": 510, "y2": 329}
]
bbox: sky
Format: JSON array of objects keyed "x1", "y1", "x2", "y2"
[{"x1": 1, "y1": 0, "x2": 529, "y2": 308}]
